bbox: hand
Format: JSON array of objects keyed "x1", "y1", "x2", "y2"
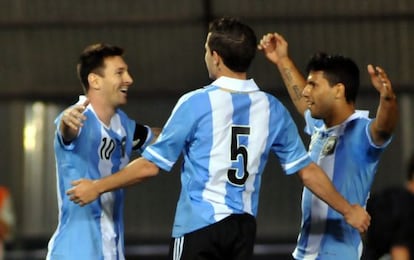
[
  {"x1": 61, "y1": 98, "x2": 90, "y2": 131},
  {"x1": 66, "y1": 179, "x2": 100, "y2": 206},
  {"x1": 343, "y1": 204, "x2": 371, "y2": 233},
  {"x1": 257, "y1": 32, "x2": 289, "y2": 65},
  {"x1": 367, "y1": 65, "x2": 396, "y2": 100}
]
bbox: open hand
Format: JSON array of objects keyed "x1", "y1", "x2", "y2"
[
  {"x1": 367, "y1": 65, "x2": 396, "y2": 100},
  {"x1": 61, "y1": 98, "x2": 90, "y2": 131}
]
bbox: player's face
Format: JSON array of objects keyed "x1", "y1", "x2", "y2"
[
  {"x1": 204, "y1": 33, "x2": 217, "y2": 80},
  {"x1": 100, "y1": 56, "x2": 133, "y2": 107},
  {"x1": 302, "y1": 71, "x2": 338, "y2": 120}
]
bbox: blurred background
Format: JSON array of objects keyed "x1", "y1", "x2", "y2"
[{"x1": 0, "y1": 0, "x2": 413, "y2": 259}]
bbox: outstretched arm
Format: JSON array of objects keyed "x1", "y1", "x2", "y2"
[
  {"x1": 298, "y1": 163, "x2": 371, "y2": 232},
  {"x1": 66, "y1": 157, "x2": 159, "y2": 206},
  {"x1": 258, "y1": 33, "x2": 308, "y2": 116},
  {"x1": 59, "y1": 98, "x2": 89, "y2": 143},
  {"x1": 367, "y1": 65, "x2": 398, "y2": 145}
]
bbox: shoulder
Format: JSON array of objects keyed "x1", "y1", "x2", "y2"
[
  {"x1": 174, "y1": 87, "x2": 214, "y2": 110},
  {"x1": 114, "y1": 108, "x2": 136, "y2": 125},
  {"x1": 256, "y1": 92, "x2": 288, "y2": 114},
  {"x1": 181, "y1": 87, "x2": 213, "y2": 100},
  {"x1": 115, "y1": 108, "x2": 129, "y2": 118}
]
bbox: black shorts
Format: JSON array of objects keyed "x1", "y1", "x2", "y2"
[{"x1": 168, "y1": 213, "x2": 257, "y2": 260}]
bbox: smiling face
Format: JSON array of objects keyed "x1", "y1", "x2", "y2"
[
  {"x1": 302, "y1": 70, "x2": 339, "y2": 120},
  {"x1": 96, "y1": 56, "x2": 133, "y2": 107}
]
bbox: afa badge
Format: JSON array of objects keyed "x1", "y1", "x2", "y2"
[{"x1": 322, "y1": 136, "x2": 337, "y2": 156}]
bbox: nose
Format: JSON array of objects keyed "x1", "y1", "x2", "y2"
[
  {"x1": 302, "y1": 84, "x2": 311, "y2": 98},
  {"x1": 124, "y1": 71, "x2": 133, "y2": 86}
]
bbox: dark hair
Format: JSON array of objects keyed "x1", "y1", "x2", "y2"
[
  {"x1": 306, "y1": 52, "x2": 360, "y2": 103},
  {"x1": 407, "y1": 153, "x2": 414, "y2": 181},
  {"x1": 77, "y1": 43, "x2": 124, "y2": 93},
  {"x1": 207, "y1": 17, "x2": 257, "y2": 72}
]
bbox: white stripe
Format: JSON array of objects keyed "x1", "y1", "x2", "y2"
[
  {"x1": 173, "y1": 237, "x2": 184, "y2": 260},
  {"x1": 203, "y1": 90, "x2": 233, "y2": 220},
  {"x1": 98, "y1": 127, "x2": 116, "y2": 260},
  {"x1": 243, "y1": 92, "x2": 270, "y2": 214},
  {"x1": 145, "y1": 147, "x2": 175, "y2": 168},
  {"x1": 305, "y1": 134, "x2": 337, "y2": 256},
  {"x1": 281, "y1": 154, "x2": 310, "y2": 171},
  {"x1": 47, "y1": 161, "x2": 63, "y2": 259}
]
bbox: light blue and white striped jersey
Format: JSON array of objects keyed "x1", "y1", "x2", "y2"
[
  {"x1": 47, "y1": 97, "x2": 153, "y2": 260},
  {"x1": 293, "y1": 110, "x2": 392, "y2": 260},
  {"x1": 142, "y1": 76, "x2": 312, "y2": 238}
]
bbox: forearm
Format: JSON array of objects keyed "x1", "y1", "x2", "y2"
[
  {"x1": 372, "y1": 95, "x2": 398, "y2": 143},
  {"x1": 276, "y1": 57, "x2": 308, "y2": 115},
  {"x1": 60, "y1": 121, "x2": 79, "y2": 143},
  {"x1": 299, "y1": 163, "x2": 351, "y2": 215},
  {"x1": 94, "y1": 157, "x2": 159, "y2": 194}
]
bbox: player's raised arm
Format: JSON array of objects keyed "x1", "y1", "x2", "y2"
[
  {"x1": 258, "y1": 33, "x2": 308, "y2": 116},
  {"x1": 367, "y1": 65, "x2": 398, "y2": 145},
  {"x1": 59, "y1": 98, "x2": 89, "y2": 142}
]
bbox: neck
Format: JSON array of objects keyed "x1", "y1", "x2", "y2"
[
  {"x1": 88, "y1": 95, "x2": 116, "y2": 126},
  {"x1": 217, "y1": 66, "x2": 247, "y2": 80},
  {"x1": 324, "y1": 103, "x2": 355, "y2": 128}
]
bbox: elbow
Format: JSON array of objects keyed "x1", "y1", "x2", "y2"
[
  {"x1": 126, "y1": 158, "x2": 160, "y2": 184},
  {"x1": 145, "y1": 161, "x2": 160, "y2": 177},
  {"x1": 298, "y1": 162, "x2": 318, "y2": 187},
  {"x1": 371, "y1": 123, "x2": 397, "y2": 145}
]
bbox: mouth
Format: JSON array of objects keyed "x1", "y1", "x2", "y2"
[
  {"x1": 305, "y1": 101, "x2": 314, "y2": 108},
  {"x1": 120, "y1": 87, "x2": 128, "y2": 94}
]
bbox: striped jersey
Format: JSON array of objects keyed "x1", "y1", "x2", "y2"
[
  {"x1": 47, "y1": 97, "x2": 153, "y2": 260},
  {"x1": 293, "y1": 110, "x2": 391, "y2": 260},
  {"x1": 142, "y1": 76, "x2": 312, "y2": 238}
]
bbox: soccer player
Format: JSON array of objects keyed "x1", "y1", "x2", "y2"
[
  {"x1": 68, "y1": 17, "x2": 370, "y2": 260},
  {"x1": 46, "y1": 43, "x2": 156, "y2": 260},
  {"x1": 258, "y1": 32, "x2": 398, "y2": 259}
]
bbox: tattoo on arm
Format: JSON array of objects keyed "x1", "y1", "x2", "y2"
[
  {"x1": 282, "y1": 68, "x2": 302, "y2": 101},
  {"x1": 283, "y1": 68, "x2": 293, "y2": 84},
  {"x1": 292, "y1": 85, "x2": 302, "y2": 101}
]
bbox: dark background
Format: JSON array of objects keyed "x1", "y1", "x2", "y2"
[{"x1": 1, "y1": 0, "x2": 413, "y2": 258}]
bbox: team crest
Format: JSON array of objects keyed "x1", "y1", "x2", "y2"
[{"x1": 322, "y1": 136, "x2": 337, "y2": 156}]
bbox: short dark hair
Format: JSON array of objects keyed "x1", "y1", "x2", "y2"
[
  {"x1": 207, "y1": 17, "x2": 257, "y2": 73},
  {"x1": 306, "y1": 52, "x2": 360, "y2": 103},
  {"x1": 77, "y1": 43, "x2": 124, "y2": 93}
]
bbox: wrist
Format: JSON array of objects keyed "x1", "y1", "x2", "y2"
[
  {"x1": 381, "y1": 94, "x2": 396, "y2": 101},
  {"x1": 276, "y1": 56, "x2": 291, "y2": 66},
  {"x1": 341, "y1": 203, "x2": 353, "y2": 217},
  {"x1": 92, "y1": 180, "x2": 105, "y2": 195}
]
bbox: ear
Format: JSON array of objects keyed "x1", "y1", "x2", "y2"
[
  {"x1": 334, "y1": 83, "x2": 345, "y2": 99},
  {"x1": 88, "y1": 73, "x2": 100, "y2": 90},
  {"x1": 212, "y1": 51, "x2": 221, "y2": 66}
]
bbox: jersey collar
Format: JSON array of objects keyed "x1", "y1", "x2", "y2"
[{"x1": 210, "y1": 76, "x2": 259, "y2": 93}]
